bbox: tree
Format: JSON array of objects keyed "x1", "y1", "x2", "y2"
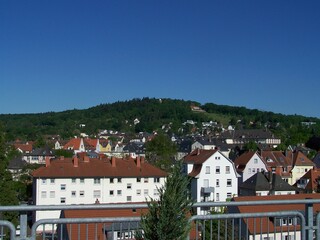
[
  {"x1": 145, "y1": 133, "x2": 177, "y2": 172},
  {"x1": 139, "y1": 163, "x2": 193, "y2": 240},
  {"x1": 0, "y1": 123, "x2": 19, "y2": 225}
]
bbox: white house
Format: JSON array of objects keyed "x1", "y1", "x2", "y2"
[
  {"x1": 32, "y1": 155, "x2": 167, "y2": 231},
  {"x1": 183, "y1": 149, "x2": 239, "y2": 214},
  {"x1": 234, "y1": 151, "x2": 268, "y2": 183}
]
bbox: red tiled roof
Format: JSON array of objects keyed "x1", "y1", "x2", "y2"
[
  {"x1": 13, "y1": 143, "x2": 33, "y2": 152},
  {"x1": 61, "y1": 205, "x2": 148, "y2": 240},
  {"x1": 32, "y1": 156, "x2": 167, "y2": 178},
  {"x1": 234, "y1": 151, "x2": 255, "y2": 167},
  {"x1": 63, "y1": 138, "x2": 81, "y2": 150},
  {"x1": 300, "y1": 168, "x2": 320, "y2": 192},
  {"x1": 188, "y1": 164, "x2": 202, "y2": 177},
  {"x1": 184, "y1": 149, "x2": 217, "y2": 164},
  {"x1": 293, "y1": 151, "x2": 314, "y2": 167},
  {"x1": 232, "y1": 194, "x2": 320, "y2": 234}
]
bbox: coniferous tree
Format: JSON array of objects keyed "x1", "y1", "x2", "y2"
[{"x1": 139, "y1": 163, "x2": 193, "y2": 240}]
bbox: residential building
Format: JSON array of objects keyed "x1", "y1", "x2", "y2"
[
  {"x1": 239, "y1": 172, "x2": 297, "y2": 196},
  {"x1": 22, "y1": 147, "x2": 55, "y2": 164},
  {"x1": 234, "y1": 151, "x2": 268, "y2": 183},
  {"x1": 260, "y1": 151, "x2": 293, "y2": 183},
  {"x1": 32, "y1": 155, "x2": 167, "y2": 226},
  {"x1": 288, "y1": 151, "x2": 315, "y2": 185},
  {"x1": 295, "y1": 168, "x2": 320, "y2": 193},
  {"x1": 183, "y1": 149, "x2": 239, "y2": 214},
  {"x1": 229, "y1": 194, "x2": 320, "y2": 240}
]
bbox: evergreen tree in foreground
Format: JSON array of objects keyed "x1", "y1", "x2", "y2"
[{"x1": 139, "y1": 163, "x2": 193, "y2": 240}]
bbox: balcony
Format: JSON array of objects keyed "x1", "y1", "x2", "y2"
[
  {"x1": 201, "y1": 187, "x2": 214, "y2": 194},
  {"x1": 1, "y1": 199, "x2": 320, "y2": 239}
]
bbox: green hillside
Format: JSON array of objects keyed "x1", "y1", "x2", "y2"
[{"x1": 0, "y1": 97, "x2": 319, "y2": 147}]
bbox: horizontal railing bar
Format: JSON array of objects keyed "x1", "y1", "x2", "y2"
[{"x1": 2, "y1": 198, "x2": 320, "y2": 212}]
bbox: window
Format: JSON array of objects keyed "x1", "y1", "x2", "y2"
[
  {"x1": 216, "y1": 193, "x2": 220, "y2": 201},
  {"x1": 50, "y1": 191, "x2": 55, "y2": 198},
  {"x1": 248, "y1": 168, "x2": 251, "y2": 174},
  {"x1": 216, "y1": 166, "x2": 220, "y2": 174},
  {"x1": 60, "y1": 184, "x2": 66, "y2": 191},
  {"x1": 144, "y1": 189, "x2": 149, "y2": 195},
  {"x1": 227, "y1": 192, "x2": 232, "y2": 199},
  {"x1": 42, "y1": 178, "x2": 47, "y2": 184},
  {"x1": 93, "y1": 190, "x2": 101, "y2": 198},
  {"x1": 118, "y1": 178, "x2": 122, "y2": 183},
  {"x1": 227, "y1": 179, "x2": 232, "y2": 187},
  {"x1": 127, "y1": 183, "x2": 132, "y2": 189},
  {"x1": 94, "y1": 178, "x2": 101, "y2": 184},
  {"x1": 205, "y1": 166, "x2": 210, "y2": 174},
  {"x1": 50, "y1": 179, "x2": 55, "y2": 184},
  {"x1": 154, "y1": 189, "x2": 159, "y2": 196},
  {"x1": 80, "y1": 191, "x2": 85, "y2": 197},
  {"x1": 154, "y1": 177, "x2": 160, "y2": 183},
  {"x1": 137, "y1": 177, "x2": 141, "y2": 183},
  {"x1": 254, "y1": 158, "x2": 258, "y2": 164},
  {"x1": 136, "y1": 189, "x2": 141, "y2": 196},
  {"x1": 144, "y1": 178, "x2": 149, "y2": 183},
  {"x1": 282, "y1": 218, "x2": 293, "y2": 226},
  {"x1": 257, "y1": 168, "x2": 260, "y2": 172},
  {"x1": 271, "y1": 168, "x2": 276, "y2": 173},
  {"x1": 109, "y1": 190, "x2": 114, "y2": 196},
  {"x1": 41, "y1": 191, "x2": 47, "y2": 198},
  {"x1": 117, "y1": 190, "x2": 122, "y2": 196},
  {"x1": 216, "y1": 179, "x2": 220, "y2": 187},
  {"x1": 80, "y1": 178, "x2": 85, "y2": 183},
  {"x1": 110, "y1": 178, "x2": 114, "y2": 183},
  {"x1": 72, "y1": 178, "x2": 76, "y2": 183},
  {"x1": 60, "y1": 197, "x2": 66, "y2": 204},
  {"x1": 71, "y1": 191, "x2": 76, "y2": 197},
  {"x1": 215, "y1": 156, "x2": 220, "y2": 160},
  {"x1": 225, "y1": 166, "x2": 230, "y2": 174},
  {"x1": 252, "y1": 168, "x2": 256, "y2": 173},
  {"x1": 127, "y1": 196, "x2": 132, "y2": 201},
  {"x1": 203, "y1": 179, "x2": 209, "y2": 188}
]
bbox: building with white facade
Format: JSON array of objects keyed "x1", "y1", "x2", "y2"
[
  {"x1": 234, "y1": 151, "x2": 268, "y2": 183},
  {"x1": 183, "y1": 149, "x2": 239, "y2": 214},
  {"x1": 32, "y1": 155, "x2": 167, "y2": 228}
]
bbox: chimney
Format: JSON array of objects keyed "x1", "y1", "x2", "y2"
[
  {"x1": 141, "y1": 156, "x2": 145, "y2": 164},
  {"x1": 136, "y1": 156, "x2": 141, "y2": 168},
  {"x1": 73, "y1": 156, "x2": 79, "y2": 167},
  {"x1": 84, "y1": 156, "x2": 90, "y2": 163},
  {"x1": 197, "y1": 148, "x2": 200, "y2": 155},
  {"x1": 111, "y1": 156, "x2": 116, "y2": 167},
  {"x1": 60, "y1": 156, "x2": 64, "y2": 161},
  {"x1": 45, "y1": 156, "x2": 50, "y2": 167}
]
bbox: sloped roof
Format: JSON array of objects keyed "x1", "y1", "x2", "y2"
[
  {"x1": 8, "y1": 157, "x2": 27, "y2": 170},
  {"x1": 234, "y1": 151, "x2": 256, "y2": 167},
  {"x1": 61, "y1": 204, "x2": 147, "y2": 240},
  {"x1": 183, "y1": 149, "x2": 217, "y2": 164},
  {"x1": 232, "y1": 194, "x2": 320, "y2": 234},
  {"x1": 13, "y1": 143, "x2": 33, "y2": 152},
  {"x1": 261, "y1": 151, "x2": 290, "y2": 167},
  {"x1": 240, "y1": 172, "x2": 297, "y2": 192},
  {"x1": 32, "y1": 157, "x2": 167, "y2": 178},
  {"x1": 292, "y1": 151, "x2": 314, "y2": 167},
  {"x1": 298, "y1": 168, "x2": 320, "y2": 192}
]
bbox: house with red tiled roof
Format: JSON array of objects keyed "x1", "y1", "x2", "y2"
[
  {"x1": 289, "y1": 151, "x2": 315, "y2": 185},
  {"x1": 234, "y1": 151, "x2": 268, "y2": 183},
  {"x1": 183, "y1": 149, "x2": 239, "y2": 214},
  {"x1": 58, "y1": 205, "x2": 148, "y2": 240},
  {"x1": 295, "y1": 168, "x2": 320, "y2": 193},
  {"x1": 13, "y1": 141, "x2": 33, "y2": 154},
  {"x1": 260, "y1": 150, "x2": 293, "y2": 183},
  {"x1": 229, "y1": 194, "x2": 320, "y2": 240},
  {"x1": 63, "y1": 138, "x2": 99, "y2": 153},
  {"x1": 32, "y1": 155, "x2": 167, "y2": 231}
]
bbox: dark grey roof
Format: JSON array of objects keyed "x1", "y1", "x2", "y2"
[
  {"x1": 123, "y1": 142, "x2": 145, "y2": 154},
  {"x1": 313, "y1": 152, "x2": 320, "y2": 168},
  {"x1": 240, "y1": 172, "x2": 297, "y2": 192},
  {"x1": 30, "y1": 147, "x2": 54, "y2": 156},
  {"x1": 8, "y1": 157, "x2": 27, "y2": 170}
]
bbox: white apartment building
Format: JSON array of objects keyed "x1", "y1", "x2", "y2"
[
  {"x1": 32, "y1": 155, "x2": 167, "y2": 227},
  {"x1": 183, "y1": 149, "x2": 239, "y2": 214}
]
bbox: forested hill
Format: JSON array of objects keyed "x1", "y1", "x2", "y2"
[{"x1": 0, "y1": 98, "x2": 319, "y2": 145}]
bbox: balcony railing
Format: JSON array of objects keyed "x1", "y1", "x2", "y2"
[{"x1": 0, "y1": 199, "x2": 320, "y2": 239}]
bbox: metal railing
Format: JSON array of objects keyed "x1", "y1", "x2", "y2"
[{"x1": 0, "y1": 199, "x2": 320, "y2": 239}]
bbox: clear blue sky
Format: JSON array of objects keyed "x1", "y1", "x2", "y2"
[{"x1": 1, "y1": 1, "x2": 320, "y2": 117}]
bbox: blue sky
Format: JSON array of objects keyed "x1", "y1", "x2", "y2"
[{"x1": 1, "y1": 1, "x2": 320, "y2": 117}]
